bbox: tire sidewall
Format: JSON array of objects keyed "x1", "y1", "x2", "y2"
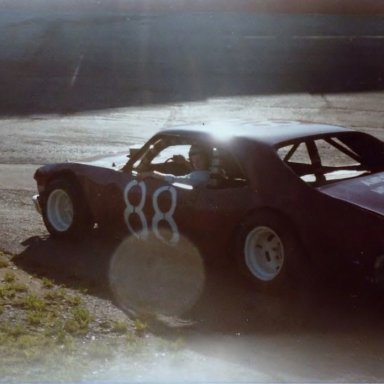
[{"x1": 42, "y1": 179, "x2": 91, "y2": 239}]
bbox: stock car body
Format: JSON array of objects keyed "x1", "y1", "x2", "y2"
[{"x1": 33, "y1": 122, "x2": 384, "y2": 288}]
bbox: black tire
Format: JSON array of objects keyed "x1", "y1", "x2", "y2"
[
  {"x1": 235, "y1": 211, "x2": 305, "y2": 291},
  {"x1": 41, "y1": 178, "x2": 93, "y2": 239}
]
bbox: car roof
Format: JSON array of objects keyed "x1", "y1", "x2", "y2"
[{"x1": 160, "y1": 121, "x2": 354, "y2": 147}]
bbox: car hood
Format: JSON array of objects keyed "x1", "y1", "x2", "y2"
[
  {"x1": 318, "y1": 171, "x2": 384, "y2": 216},
  {"x1": 78, "y1": 153, "x2": 129, "y2": 169}
]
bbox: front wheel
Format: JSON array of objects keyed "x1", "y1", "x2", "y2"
[
  {"x1": 235, "y1": 212, "x2": 305, "y2": 291},
  {"x1": 42, "y1": 179, "x2": 93, "y2": 239}
]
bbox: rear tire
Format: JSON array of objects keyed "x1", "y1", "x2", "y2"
[
  {"x1": 42, "y1": 179, "x2": 93, "y2": 239},
  {"x1": 235, "y1": 211, "x2": 305, "y2": 292}
]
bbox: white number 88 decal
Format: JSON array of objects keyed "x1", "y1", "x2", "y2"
[
  {"x1": 124, "y1": 181, "x2": 179, "y2": 244},
  {"x1": 124, "y1": 180, "x2": 148, "y2": 240},
  {"x1": 152, "y1": 186, "x2": 179, "y2": 244}
]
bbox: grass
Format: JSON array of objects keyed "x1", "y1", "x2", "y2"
[
  {"x1": 134, "y1": 318, "x2": 149, "y2": 334},
  {"x1": 0, "y1": 252, "x2": 191, "y2": 384},
  {"x1": 111, "y1": 319, "x2": 129, "y2": 334},
  {"x1": 0, "y1": 253, "x2": 163, "y2": 382},
  {"x1": 0, "y1": 281, "x2": 28, "y2": 300},
  {"x1": 41, "y1": 277, "x2": 54, "y2": 288},
  {"x1": 44, "y1": 287, "x2": 82, "y2": 306},
  {"x1": 64, "y1": 307, "x2": 93, "y2": 335},
  {"x1": 0, "y1": 258, "x2": 9, "y2": 269},
  {"x1": 21, "y1": 294, "x2": 47, "y2": 311},
  {"x1": 3, "y1": 271, "x2": 16, "y2": 283}
]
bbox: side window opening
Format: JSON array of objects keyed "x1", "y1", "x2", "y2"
[
  {"x1": 315, "y1": 138, "x2": 360, "y2": 168},
  {"x1": 277, "y1": 136, "x2": 370, "y2": 186},
  {"x1": 277, "y1": 141, "x2": 315, "y2": 182},
  {"x1": 130, "y1": 138, "x2": 247, "y2": 189},
  {"x1": 132, "y1": 139, "x2": 190, "y2": 175},
  {"x1": 131, "y1": 139, "x2": 164, "y2": 171},
  {"x1": 151, "y1": 144, "x2": 190, "y2": 165},
  {"x1": 208, "y1": 147, "x2": 247, "y2": 189},
  {"x1": 277, "y1": 142, "x2": 311, "y2": 165}
]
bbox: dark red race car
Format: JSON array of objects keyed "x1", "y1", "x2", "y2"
[{"x1": 33, "y1": 122, "x2": 384, "y2": 289}]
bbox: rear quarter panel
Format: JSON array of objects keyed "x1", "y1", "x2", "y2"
[{"x1": 232, "y1": 139, "x2": 382, "y2": 273}]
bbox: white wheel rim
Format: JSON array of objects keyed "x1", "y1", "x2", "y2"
[
  {"x1": 46, "y1": 189, "x2": 74, "y2": 232},
  {"x1": 244, "y1": 226, "x2": 284, "y2": 281}
]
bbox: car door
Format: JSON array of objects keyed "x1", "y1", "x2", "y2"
[
  {"x1": 172, "y1": 147, "x2": 253, "y2": 260},
  {"x1": 120, "y1": 173, "x2": 253, "y2": 260},
  {"x1": 109, "y1": 140, "x2": 252, "y2": 261},
  {"x1": 120, "y1": 140, "x2": 189, "y2": 241},
  {"x1": 86, "y1": 167, "x2": 178, "y2": 240}
]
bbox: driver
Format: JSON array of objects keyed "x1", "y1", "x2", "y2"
[{"x1": 140, "y1": 144, "x2": 211, "y2": 187}]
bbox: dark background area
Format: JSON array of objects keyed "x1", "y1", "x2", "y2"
[{"x1": 0, "y1": 9, "x2": 383, "y2": 115}]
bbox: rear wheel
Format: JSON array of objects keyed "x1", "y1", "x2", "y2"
[
  {"x1": 42, "y1": 179, "x2": 93, "y2": 239},
  {"x1": 236, "y1": 211, "x2": 305, "y2": 291},
  {"x1": 244, "y1": 225, "x2": 285, "y2": 282}
]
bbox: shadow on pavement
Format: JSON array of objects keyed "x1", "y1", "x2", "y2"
[
  {"x1": 13, "y1": 231, "x2": 384, "y2": 337},
  {"x1": 14, "y1": 232, "x2": 118, "y2": 298},
  {"x1": 187, "y1": 265, "x2": 384, "y2": 336}
]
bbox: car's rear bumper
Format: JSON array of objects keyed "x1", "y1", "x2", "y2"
[{"x1": 32, "y1": 194, "x2": 41, "y2": 215}]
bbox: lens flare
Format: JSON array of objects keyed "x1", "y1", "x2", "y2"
[{"x1": 109, "y1": 231, "x2": 205, "y2": 317}]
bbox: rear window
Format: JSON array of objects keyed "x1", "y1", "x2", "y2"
[{"x1": 276, "y1": 133, "x2": 384, "y2": 186}]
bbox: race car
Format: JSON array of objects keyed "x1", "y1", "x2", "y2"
[{"x1": 32, "y1": 121, "x2": 384, "y2": 288}]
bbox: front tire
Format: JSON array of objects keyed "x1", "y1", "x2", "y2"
[
  {"x1": 235, "y1": 211, "x2": 304, "y2": 291},
  {"x1": 42, "y1": 179, "x2": 93, "y2": 239}
]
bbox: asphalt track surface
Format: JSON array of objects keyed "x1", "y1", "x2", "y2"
[{"x1": 1, "y1": 6, "x2": 384, "y2": 382}]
